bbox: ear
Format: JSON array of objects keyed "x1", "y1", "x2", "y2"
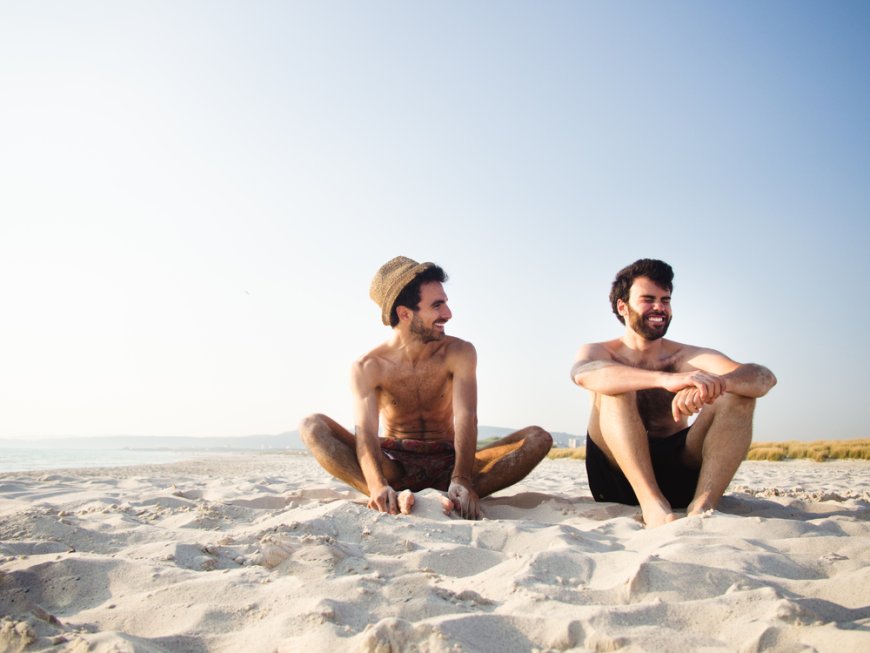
[
  {"x1": 616, "y1": 298, "x2": 629, "y2": 318},
  {"x1": 396, "y1": 305, "x2": 413, "y2": 323}
]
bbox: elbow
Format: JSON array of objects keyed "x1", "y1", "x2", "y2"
[
  {"x1": 751, "y1": 364, "x2": 777, "y2": 397},
  {"x1": 765, "y1": 368, "x2": 778, "y2": 394},
  {"x1": 455, "y1": 411, "x2": 477, "y2": 428},
  {"x1": 571, "y1": 366, "x2": 590, "y2": 388}
]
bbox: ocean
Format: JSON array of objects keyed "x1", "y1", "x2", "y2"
[{"x1": 0, "y1": 448, "x2": 205, "y2": 474}]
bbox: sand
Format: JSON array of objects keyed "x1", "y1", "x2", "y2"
[{"x1": 1, "y1": 453, "x2": 868, "y2": 653}]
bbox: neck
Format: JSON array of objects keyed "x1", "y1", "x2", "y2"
[
  {"x1": 391, "y1": 328, "x2": 432, "y2": 362},
  {"x1": 621, "y1": 328, "x2": 665, "y2": 353}
]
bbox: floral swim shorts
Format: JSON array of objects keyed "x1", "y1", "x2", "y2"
[{"x1": 379, "y1": 438, "x2": 456, "y2": 492}]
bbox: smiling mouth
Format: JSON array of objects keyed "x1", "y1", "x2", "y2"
[{"x1": 646, "y1": 314, "x2": 667, "y2": 325}]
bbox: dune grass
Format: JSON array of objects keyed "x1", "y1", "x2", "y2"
[
  {"x1": 746, "y1": 439, "x2": 870, "y2": 462},
  {"x1": 546, "y1": 439, "x2": 870, "y2": 462},
  {"x1": 548, "y1": 447, "x2": 586, "y2": 460}
]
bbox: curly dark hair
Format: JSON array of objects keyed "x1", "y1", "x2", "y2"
[
  {"x1": 609, "y1": 259, "x2": 674, "y2": 324},
  {"x1": 390, "y1": 265, "x2": 448, "y2": 327}
]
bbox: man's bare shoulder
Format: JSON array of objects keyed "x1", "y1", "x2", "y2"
[
  {"x1": 672, "y1": 341, "x2": 740, "y2": 373},
  {"x1": 661, "y1": 339, "x2": 727, "y2": 361},
  {"x1": 576, "y1": 338, "x2": 623, "y2": 360},
  {"x1": 577, "y1": 338, "x2": 707, "y2": 370},
  {"x1": 352, "y1": 342, "x2": 396, "y2": 383},
  {"x1": 443, "y1": 335, "x2": 475, "y2": 356}
]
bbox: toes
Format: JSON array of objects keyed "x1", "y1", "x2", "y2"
[
  {"x1": 440, "y1": 496, "x2": 454, "y2": 515},
  {"x1": 397, "y1": 490, "x2": 415, "y2": 514}
]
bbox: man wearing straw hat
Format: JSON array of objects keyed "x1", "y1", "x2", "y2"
[
  {"x1": 301, "y1": 256, "x2": 552, "y2": 519},
  {"x1": 571, "y1": 258, "x2": 777, "y2": 527}
]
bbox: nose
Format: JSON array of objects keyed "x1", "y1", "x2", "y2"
[{"x1": 442, "y1": 304, "x2": 452, "y2": 320}]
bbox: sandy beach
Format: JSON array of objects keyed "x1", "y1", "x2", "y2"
[{"x1": 1, "y1": 454, "x2": 868, "y2": 652}]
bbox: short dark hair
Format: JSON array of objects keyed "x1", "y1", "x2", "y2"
[
  {"x1": 609, "y1": 259, "x2": 673, "y2": 324},
  {"x1": 390, "y1": 265, "x2": 448, "y2": 327}
]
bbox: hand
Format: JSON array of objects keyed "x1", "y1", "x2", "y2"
[
  {"x1": 447, "y1": 478, "x2": 481, "y2": 520},
  {"x1": 367, "y1": 485, "x2": 399, "y2": 515},
  {"x1": 671, "y1": 386, "x2": 718, "y2": 421},
  {"x1": 664, "y1": 370, "x2": 726, "y2": 404}
]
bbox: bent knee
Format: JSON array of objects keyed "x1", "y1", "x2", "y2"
[
  {"x1": 719, "y1": 394, "x2": 757, "y2": 413},
  {"x1": 299, "y1": 413, "x2": 329, "y2": 442},
  {"x1": 595, "y1": 391, "x2": 638, "y2": 411},
  {"x1": 525, "y1": 426, "x2": 553, "y2": 453}
]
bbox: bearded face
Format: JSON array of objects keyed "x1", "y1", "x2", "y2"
[
  {"x1": 410, "y1": 312, "x2": 444, "y2": 343},
  {"x1": 626, "y1": 303, "x2": 671, "y2": 341}
]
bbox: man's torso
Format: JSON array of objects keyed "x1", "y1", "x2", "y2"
[
  {"x1": 593, "y1": 338, "x2": 696, "y2": 438},
  {"x1": 364, "y1": 336, "x2": 465, "y2": 441}
]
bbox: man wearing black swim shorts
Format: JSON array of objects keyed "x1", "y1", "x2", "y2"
[
  {"x1": 571, "y1": 259, "x2": 777, "y2": 527},
  {"x1": 300, "y1": 256, "x2": 552, "y2": 519}
]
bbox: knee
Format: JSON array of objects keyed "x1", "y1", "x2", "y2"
[
  {"x1": 718, "y1": 393, "x2": 756, "y2": 416},
  {"x1": 598, "y1": 391, "x2": 637, "y2": 406},
  {"x1": 299, "y1": 413, "x2": 329, "y2": 444},
  {"x1": 597, "y1": 391, "x2": 639, "y2": 415},
  {"x1": 525, "y1": 426, "x2": 553, "y2": 454}
]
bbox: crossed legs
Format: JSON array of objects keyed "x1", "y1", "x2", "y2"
[
  {"x1": 592, "y1": 392, "x2": 755, "y2": 526},
  {"x1": 299, "y1": 414, "x2": 552, "y2": 508}
]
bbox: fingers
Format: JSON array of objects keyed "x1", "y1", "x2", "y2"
[
  {"x1": 454, "y1": 490, "x2": 481, "y2": 520},
  {"x1": 691, "y1": 372, "x2": 725, "y2": 402},
  {"x1": 369, "y1": 487, "x2": 399, "y2": 514},
  {"x1": 397, "y1": 490, "x2": 414, "y2": 515},
  {"x1": 671, "y1": 388, "x2": 706, "y2": 421},
  {"x1": 440, "y1": 495, "x2": 455, "y2": 515}
]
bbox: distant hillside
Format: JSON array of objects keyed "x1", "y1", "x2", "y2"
[
  {"x1": 478, "y1": 426, "x2": 582, "y2": 448},
  {"x1": 1, "y1": 427, "x2": 583, "y2": 451},
  {"x1": 0, "y1": 432, "x2": 304, "y2": 451}
]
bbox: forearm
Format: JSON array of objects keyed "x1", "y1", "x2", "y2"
[
  {"x1": 451, "y1": 414, "x2": 477, "y2": 484},
  {"x1": 573, "y1": 360, "x2": 669, "y2": 395},
  {"x1": 355, "y1": 435, "x2": 388, "y2": 493},
  {"x1": 723, "y1": 364, "x2": 777, "y2": 398}
]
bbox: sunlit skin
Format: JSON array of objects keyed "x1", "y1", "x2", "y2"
[
  {"x1": 301, "y1": 280, "x2": 552, "y2": 519},
  {"x1": 571, "y1": 276, "x2": 777, "y2": 528}
]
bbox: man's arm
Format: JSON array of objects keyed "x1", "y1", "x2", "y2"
[
  {"x1": 351, "y1": 358, "x2": 398, "y2": 514},
  {"x1": 687, "y1": 350, "x2": 777, "y2": 398},
  {"x1": 571, "y1": 342, "x2": 722, "y2": 397},
  {"x1": 573, "y1": 343, "x2": 734, "y2": 424},
  {"x1": 669, "y1": 350, "x2": 777, "y2": 420},
  {"x1": 448, "y1": 341, "x2": 480, "y2": 519}
]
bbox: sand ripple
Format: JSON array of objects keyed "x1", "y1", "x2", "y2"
[{"x1": 1, "y1": 455, "x2": 868, "y2": 652}]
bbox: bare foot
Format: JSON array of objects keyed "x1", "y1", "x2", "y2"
[
  {"x1": 640, "y1": 498, "x2": 678, "y2": 528},
  {"x1": 439, "y1": 495, "x2": 455, "y2": 516},
  {"x1": 397, "y1": 490, "x2": 415, "y2": 515},
  {"x1": 686, "y1": 499, "x2": 715, "y2": 517}
]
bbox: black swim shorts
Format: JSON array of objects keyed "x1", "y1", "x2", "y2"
[{"x1": 585, "y1": 428, "x2": 699, "y2": 509}]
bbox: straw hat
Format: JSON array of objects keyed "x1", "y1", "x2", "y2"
[{"x1": 370, "y1": 256, "x2": 435, "y2": 326}]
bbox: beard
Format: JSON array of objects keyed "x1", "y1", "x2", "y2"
[
  {"x1": 627, "y1": 305, "x2": 671, "y2": 341},
  {"x1": 410, "y1": 313, "x2": 444, "y2": 343}
]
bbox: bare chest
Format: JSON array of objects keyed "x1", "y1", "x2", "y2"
[
  {"x1": 613, "y1": 352, "x2": 682, "y2": 435},
  {"x1": 378, "y1": 361, "x2": 452, "y2": 413}
]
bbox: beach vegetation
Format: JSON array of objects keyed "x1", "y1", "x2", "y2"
[
  {"x1": 745, "y1": 439, "x2": 870, "y2": 461},
  {"x1": 546, "y1": 439, "x2": 870, "y2": 462},
  {"x1": 548, "y1": 447, "x2": 586, "y2": 460}
]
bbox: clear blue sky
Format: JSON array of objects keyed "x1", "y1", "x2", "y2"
[{"x1": 1, "y1": 2, "x2": 868, "y2": 441}]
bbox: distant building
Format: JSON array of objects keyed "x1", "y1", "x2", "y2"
[{"x1": 568, "y1": 437, "x2": 581, "y2": 449}]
